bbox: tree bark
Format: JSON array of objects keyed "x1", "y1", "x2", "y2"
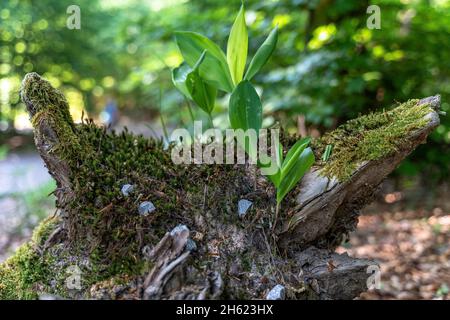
[{"x1": 279, "y1": 95, "x2": 441, "y2": 250}]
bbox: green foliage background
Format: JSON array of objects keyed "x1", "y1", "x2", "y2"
[{"x1": 1, "y1": 0, "x2": 449, "y2": 179}]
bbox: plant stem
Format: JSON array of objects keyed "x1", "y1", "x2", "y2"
[
  {"x1": 184, "y1": 98, "x2": 195, "y2": 125},
  {"x1": 159, "y1": 88, "x2": 169, "y2": 144},
  {"x1": 207, "y1": 113, "x2": 215, "y2": 129},
  {"x1": 272, "y1": 201, "x2": 280, "y2": 232}
]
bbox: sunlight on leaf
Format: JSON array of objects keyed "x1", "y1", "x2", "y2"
[{"x1": 227, "y1": 4, "x2": 248, "y2": 85}]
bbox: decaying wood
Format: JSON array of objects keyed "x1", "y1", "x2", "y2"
[
  {"x1": 294, "y1": 247, "x2": 377, "y2": 300},
  {"x1": 279, "y1": 95, "x2": 441, "y2": 250},
  {"x1": 17, "y1": 73, "x2": 441, "y2": 300},
  {"x1": 20, "y1": 72, "x2": 77, "y2": 207},
  {"x1": 140, "y1": 225, "x2": 223, "y2": 300}
]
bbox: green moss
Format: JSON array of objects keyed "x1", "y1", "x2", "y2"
[
  {"x1": 12, "y1": 73, "x2": 434, "y2": 299},
  {"x1": 0, "y1": 220, "x2": 59, "y2": 299},
  {"x1": 0, "y1": 122, "x2": 248, "y2": 299},
  {"x1": 31, "y1": 216, "x2": 59, "y2": 246},
  {"x1": 21, "y1": 73, "x2": 73, "y2": 124},
  {"x1": 0, "y1": 217, "x2": 65, "y2": 299},
  {"x1": 0, "y1": 244, "x2": 42, "y2": 299},
  {"x1": 9, "y1": 73, "x2": 280, "y2": 299},
  {"x1": 312, "y1": 99, "x2": 432, "y2": 181},
  {"x1": 21, "y1": 73, "x2": 88, "y2": 165}
]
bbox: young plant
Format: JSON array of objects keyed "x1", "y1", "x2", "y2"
[
  {"x1": 259, "y1": 137, "x2": 315, "y2": 228},
  {"x1": 172, "y1": 4, "x2": 315, "y2": 224},
  {"x1": 268, "y1": 138, "x2": 314, "y2": 204},
  {"x1": 172, "y1": 4, "x2": 277, "y2": 114}
]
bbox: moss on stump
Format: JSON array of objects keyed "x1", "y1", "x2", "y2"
[{"x1": 0, "y1": 73, "x2": 437, "y2": 299}]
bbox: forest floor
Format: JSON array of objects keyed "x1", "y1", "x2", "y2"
[
  {"x1": 337, "y1": 179, "x2": 450, "y2": 300},
  {"x1": 338, "y1": 204, "x2": 450, "y2": 300}
]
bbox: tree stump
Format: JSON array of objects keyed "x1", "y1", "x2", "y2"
[{"x1": 0, "y1": 73, "x2": 441, "y2": 300}]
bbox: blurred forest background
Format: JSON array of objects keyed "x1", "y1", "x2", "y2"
[{"x1": 0, "y1": 0, "x2": 449, "y2": 299}]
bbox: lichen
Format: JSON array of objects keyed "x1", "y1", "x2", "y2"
[{"x1": 312, "y1": 99, "x2": 432, "y2": 181}]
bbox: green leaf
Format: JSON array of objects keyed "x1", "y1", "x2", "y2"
[
  {"x1": 229, "y1": 80, "x2": 262, "y2": 160},
  {"x1": 227, "y1": 4, "x2": 248, "y2": 85},
  {"x1": 192, "y1": 49, "x2": 207, "y2": 71},
  {"x1": 259, "y1": 139, "x2": 283, "y2": 187},
  {"x1": 322, "y1": 144, "x2": 333, "y2": 162},
  {"x1": 281, "y1": 137, "x2": 310, "y2": 181},
  {"x1": 175, "y1": 31, "x2": 234, "y2": 92},
  {"x1": 277, "y1": 147, "x2": 315, "y2": 203},
  {"x1": 172, "y1": 62, "x2": 193, "y2": 99},
  {"x1": 172, "y1": 52, "x2": 217, "y2": 114},
  {"x1": 269, "y1": 140, "x2": 283, "y2": 187},
  {"x1": 186, "y1": 70, "x2": 217, "y2": 115},
  {"x1": 229, "y1": 80, "x2": 262, "y2": 132},
  {"x1": 244, "y1": 26, "x2": 278, "y2": 81}
]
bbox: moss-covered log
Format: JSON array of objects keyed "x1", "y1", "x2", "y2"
[{"x1": 0, "y1": 73, "x2": 441, "y2": 300}]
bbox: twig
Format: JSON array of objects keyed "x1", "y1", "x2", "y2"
[
  {"x1": 272, "y1": 202, "x2": 280, "y2": 232},
  {"x1": 261, "y1": 225, "x2": 285, "y2": 283},
  {"x1": 202, "y1": 184, "x2": 208, "y2": 213}
]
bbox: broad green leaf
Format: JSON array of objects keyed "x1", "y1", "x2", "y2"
[
  {"x1": 229, "y1": 80, "x2": 262, "y2": 132},
  {"x1": 175, "y1": 31, "x2": 234, "y2": 92},
  {"x1": 172, "y1": 62, "x2": 193, "y2": 99},
  {"x1": 186, "y1": 69, "x2": 217, "y2": 114},
  {"x1": 267, "y1": 169, "x2": 280, "y2": 186},
  {"x1": 227, "y1": 4, "x2": 248, "y2": 85},
  {"x1": 277, "y1": 147, "x2": 315, "y2": 203},
  {"x1": 172, "y1": 52, "x2": 217, "y2": 114},
  {"x1": 258, "y1": 153, "x2": 275, "y2": 181},
  {"x1": 244, "y1": 26, "x2": 278, "y2": 81},
  {"x1": 276, "y1": 137, "x2": 283, "y2": 168},
  {"x1": 229, "y1": 80, "x2": 262, "y2": 160},
  {"x1": 281, "y1": 137, "x2": 310, "y2": 181}
]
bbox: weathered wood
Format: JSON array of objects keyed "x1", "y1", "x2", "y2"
[
  {"x1": 20, "y1": 72, "x2": 79, "y2": 207},
  {"x1": 279, "y1": 95, "x2": 441, "y2": 250},
  {"x1": 294, "y1": 247, "x2": 376, "y2": 300}
]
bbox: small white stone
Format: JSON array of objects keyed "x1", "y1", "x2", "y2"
[
  {"x1": 39, "y1": 294, "x2": 62, "y2": 300},
  {"x1": 170, "y1": 224, "x2": 189, "y2": 237},
  {"x1": 138, "y1": 201, "x2": 155, "y2": 216},
  {"x1": 238, "y1": 199, "x2": 253, "y2": 218},
  {"x1": 266, "y1": 284, "x2": 285, "y2": 300},
  {"x1": 142, "y1": 245, "x2": 152, "y2": 258},
  {"x1": 121, "y1": 184, "x2": 134, "y2": 197}
]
